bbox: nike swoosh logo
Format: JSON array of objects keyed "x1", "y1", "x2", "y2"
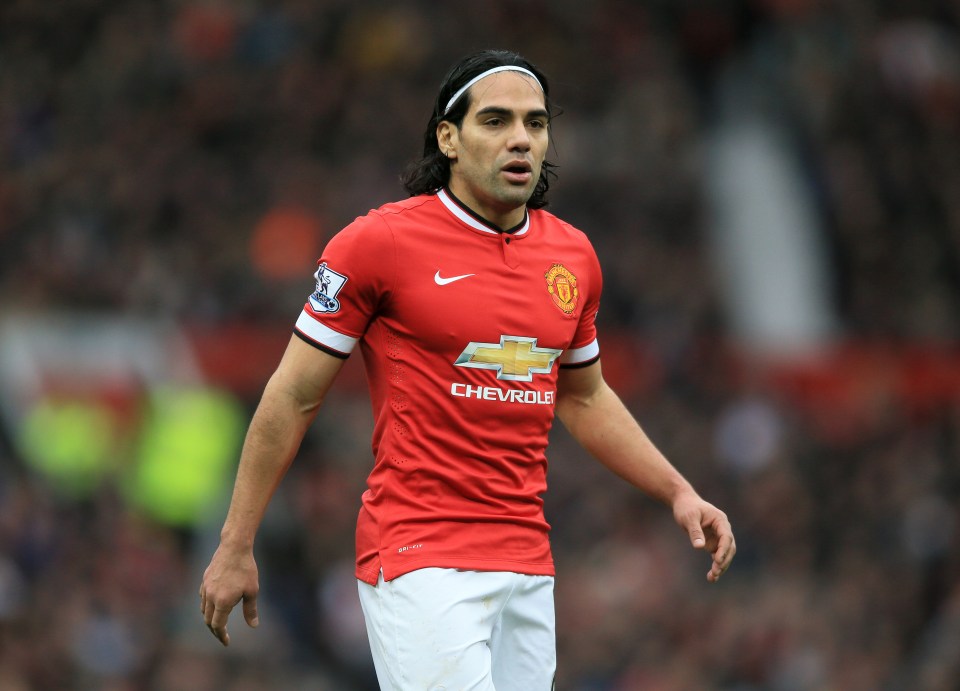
[{"x1": 434, "y1": 271, "x2": 475, "y2": 286}]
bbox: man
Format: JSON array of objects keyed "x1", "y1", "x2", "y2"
[{"x1": 200, "y1": 49, "x2": 735, "y2": 689}]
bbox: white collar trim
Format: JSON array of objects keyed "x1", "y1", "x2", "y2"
[{"x1": 437, "y1": 188, "x2": 530, "y2": 236}]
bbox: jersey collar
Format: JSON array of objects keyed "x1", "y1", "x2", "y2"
[{"x1": 437, "y1": 188, "x2": 530, "y2": 236}]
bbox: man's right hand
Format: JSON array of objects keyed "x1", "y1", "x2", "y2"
[{"x1": 199, "y1": 544, "x2": 260, "y2": 646}]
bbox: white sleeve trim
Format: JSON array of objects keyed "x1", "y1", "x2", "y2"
[
  {"x1": 560, "y1": 338, "x2": 599, "y2": 365},
  {"x1": 295, "y1": 311, "x2": 359, "y2": 355}
]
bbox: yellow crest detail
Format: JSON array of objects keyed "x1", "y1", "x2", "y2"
[{"x1": 544, "y1": 263, "x2": 579, "y2": 314}]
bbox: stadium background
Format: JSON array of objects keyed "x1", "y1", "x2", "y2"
[{"x1": 2, "y1": 1, "x2": 959, "y2": 689}]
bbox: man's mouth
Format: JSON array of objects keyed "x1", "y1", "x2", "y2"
[{"x1": 502, "y1": 161, "x2": 533, "y2": 184}]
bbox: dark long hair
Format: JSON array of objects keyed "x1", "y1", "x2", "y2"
[{"x1": 400, "y1": 49, "x2": 558, "y2": 209}]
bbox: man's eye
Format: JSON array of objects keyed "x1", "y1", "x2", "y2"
[{"x1": 528, "y1": 120, "x2": 547, "y2": 129}]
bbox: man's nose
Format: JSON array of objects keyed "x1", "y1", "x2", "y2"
[{"x1": 506, "y1": 122, "x2": 531, "y2": 151}]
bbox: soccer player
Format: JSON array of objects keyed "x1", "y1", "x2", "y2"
[{"x1": 200, "y1": 49, "x2": 735, "y2": 689}]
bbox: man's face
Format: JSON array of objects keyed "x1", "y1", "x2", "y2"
[{"x1": 438, "y1": 72, "x2": 549, "y2": 228}]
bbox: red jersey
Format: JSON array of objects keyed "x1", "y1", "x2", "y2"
[{"x1": 294, "y1": 189, "x2": 602, "y2": 585}]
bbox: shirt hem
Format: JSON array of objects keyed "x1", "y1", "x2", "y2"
[{"x1": 356, "y1": 555, "x2": 556, "y2": 585}]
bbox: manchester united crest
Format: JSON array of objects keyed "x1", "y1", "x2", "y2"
[{"x1": 544, "y1": 263, "x2": 579, "y2": 314}]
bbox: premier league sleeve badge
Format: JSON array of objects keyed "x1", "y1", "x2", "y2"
[{"x1": 309, "y1": 262, "x2": 348, "y2": 313}]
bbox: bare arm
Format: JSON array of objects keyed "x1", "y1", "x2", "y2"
[
  {"x1": 555, "y1": 359, "x2": 735, "y2": 582},
  {"x1": 200, "y1": 335, "x2": 345, "y2": 645}
]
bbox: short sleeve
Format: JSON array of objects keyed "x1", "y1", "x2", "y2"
[
  {"x1": 560, "y1": 238, "x2": 602, "y2": 368},
  {"x1": 294, "y1": 214, "x2": 395, "y2": 357}
]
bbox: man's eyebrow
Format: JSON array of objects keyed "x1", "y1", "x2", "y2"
[{"x1": 474, "y1": 106, "x2": 550, "y2": 120}]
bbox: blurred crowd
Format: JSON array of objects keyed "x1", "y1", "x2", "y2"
[{"x1": 2, "y1": 0, "x2": 960, "y2": 689}]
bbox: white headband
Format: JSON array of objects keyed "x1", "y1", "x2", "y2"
[{"x1": 443, "y1": 65, "x2": 543, "y2": 116}]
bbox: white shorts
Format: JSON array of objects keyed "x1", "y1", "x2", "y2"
[{"x1": 357, "y1": 568, "x2": 556, "y2": 690}]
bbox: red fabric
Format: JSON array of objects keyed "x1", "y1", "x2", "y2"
[{"x1": 295, "y1": 192, "x2": 602, "y2": 584}]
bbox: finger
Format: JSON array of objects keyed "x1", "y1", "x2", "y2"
[
  {"x1": 699, "y1": 515, "x2": 729, "y2": 553},
  {"x1": 242, "y1": 593, "x2": 260, "y2": 628},
  {"x1": 685, "y1": 520, "x2": 706, "y2": 549},
  {"x1": 202, "y1": 599, "x2": 226, "y2": 642},
  {"x1": 707, "y1": 554, "x2": 727, "y2": 581},
  {"x1": 714, "y1": 533, "x2": 736, "y2": 570},
  {"x1": 203, "y1": 598, "x2": 214, "y2": 627},
  {"x1": 207, "y1": 622, "x2": 230, "y2": 647},
  {"x1": 708, "y1": 555, "x2": 731, "y2": 581},
  {"x1": 210, "y1": 605, "x2": 233, "y2": 646},
  {"x1": 707, "y1": 535, "x2": 736, "y2": 582}
]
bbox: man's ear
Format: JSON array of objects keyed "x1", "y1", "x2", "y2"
[{"x1": 436, "y1": 121, "x2": 458, "y2": 160}]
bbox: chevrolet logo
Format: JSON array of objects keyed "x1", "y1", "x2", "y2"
[{"x1": 455, "y1": 336, "x2": 562, "y2": 382}]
